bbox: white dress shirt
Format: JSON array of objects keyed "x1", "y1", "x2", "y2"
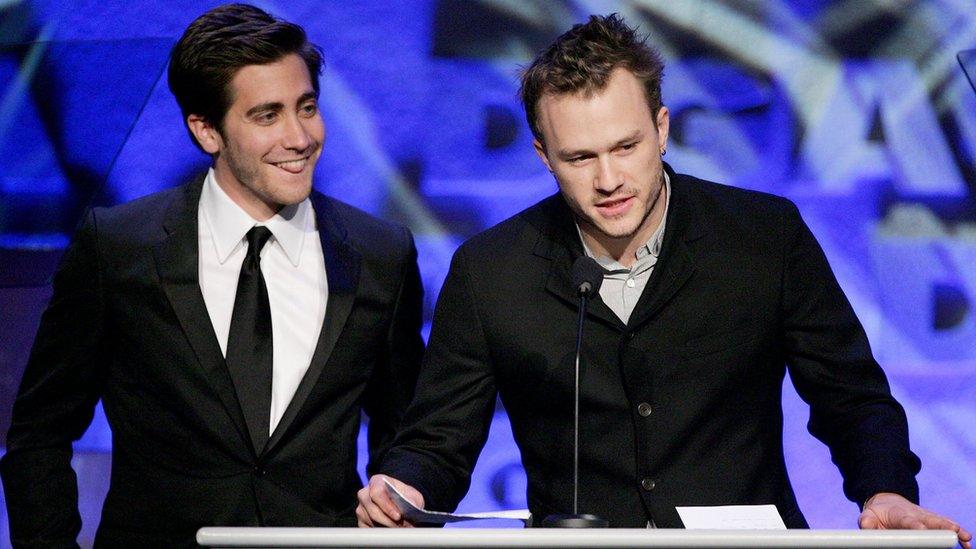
[{"x1": 198, "y1": 168, "x2": 328, "y2": 435}]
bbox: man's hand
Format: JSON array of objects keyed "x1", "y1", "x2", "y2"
[
  {"x1": 356, "y1": 474, "x2": 425, "y2": 528},
  {"x1": 860, "y1": 492, "x2": 971, "y2": 549}
]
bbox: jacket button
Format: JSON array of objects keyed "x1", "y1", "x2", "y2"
[
  {"x1": 641, "y1": 478, "x2": 656, "y2": 491},
  {"x1": 637, "y1": 402, "x2": 652, "y2": 417},
  {"x1": 253, "y1": 466, "x2": 267, "y2": 477},
  {"x1": 626, "y1": 331, "x2": 636, "y2": 340}
]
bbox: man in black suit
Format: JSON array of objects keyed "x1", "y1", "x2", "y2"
[
  {"x1": 356, "y1": 13, "x2": 970, "y2": 546},
  {"x1": 0, "y1": 4, "x2": 423, "y2": 546}
]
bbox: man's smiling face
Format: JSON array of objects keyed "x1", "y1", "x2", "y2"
[{"x1": 195, "y1": 53, "x2": 325, "y2": 220}]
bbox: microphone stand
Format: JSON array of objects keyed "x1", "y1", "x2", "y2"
[{"x1": 542, "y1": 279, "x2": 608, "y2": 528}]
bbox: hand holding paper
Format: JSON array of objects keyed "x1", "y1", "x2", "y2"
[
  {"x1": 356, "y1": 475, "x2": 425, "y2": 528},
  {"x1": 356, "y1": 474, "x2": 530, "y2": 527},
  {"x1": 383, "y1": 478, "x2": 530, "y2": 525}
]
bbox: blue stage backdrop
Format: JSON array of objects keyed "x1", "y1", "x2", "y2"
[{"x1": 1, "y1": 1, "x2": 975, "y2": 546}]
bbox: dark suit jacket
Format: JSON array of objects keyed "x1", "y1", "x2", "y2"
[
  {"x1": 1, "y1": 175, "x2": 424, "y2": 547},
  {"x1": 381, "y1": 164, "x2": 920, "y2": 528}
]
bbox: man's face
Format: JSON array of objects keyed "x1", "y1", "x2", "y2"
[
  {"x1": 191, "y1": 53, "x2": 324, "y2": 220},
  {"x1": 534, "y1": 67, "x2": 669, "y2": 257}
]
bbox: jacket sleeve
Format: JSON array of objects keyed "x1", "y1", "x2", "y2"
[
  {"x1": 362, "y1": 227, "x2": 425, "y2": 476},
  {"x1": 778, "y1": 201, "x2": 920, "y2": 507},
  {"x1": 378, "y1": 244, "x2": 497, "y2": 512},
  {"x1": 1, "y1": 210, "x2": 107, "y2": 548}
]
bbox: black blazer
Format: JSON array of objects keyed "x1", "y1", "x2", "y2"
[
  {"x1": 1, "y1": 175, "x2": 424, "y2": 547},
  {"x1": 381, "y1": 164, "x2": 920, "y2": 528}
]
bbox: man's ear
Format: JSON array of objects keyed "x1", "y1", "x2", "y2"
[
  {"x1": 533, "y1": 138, "x2": 554, "y2": 173},
  {"x1": 655, "y1": 105, "x2": 670, "y2": 153},
  {"x1": 186, "y1": 114, "x2": 222, "y2": 155}
]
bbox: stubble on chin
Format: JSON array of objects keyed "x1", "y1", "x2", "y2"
[
  {"x1": 574, "y1": 170, "x2": 666, "y2": 244},
  {"x1": 266, "y1": 176, "x2": 314, "y2": 208}
]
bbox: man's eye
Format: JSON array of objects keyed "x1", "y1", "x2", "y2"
[
  {"x1": 620, "y1": 142, "x2": 636, "y2": 151},
  {"x1": 301, "y1": 103, "x2": 318, "y2": 116},
  {"x1": 255, "y1": 112, "x2": 277, "y2": 124}
]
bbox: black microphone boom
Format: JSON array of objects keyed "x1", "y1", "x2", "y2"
[
  {"x1": 571, "y1": 255, "x2": 604, "y2": 297},
  {"x1": 543, "y1": 257, "x2": 609, "y2": 528}
]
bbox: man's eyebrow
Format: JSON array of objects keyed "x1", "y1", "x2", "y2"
[
  {"x1": 297, "y1": 91, "x2": 318, "y2": 103},
  {"x1": 613, "y1": 130, "x2": 643, "y2": 146},
  {"x1": 557, "y1": 146, "x2": 593, "y2": 159},
  {"x1": 557, "y1": 130, "x2": 644, "y2": 159},
  {"x1": 245, "y1": 102, "x2": 284, "y2": 117}
]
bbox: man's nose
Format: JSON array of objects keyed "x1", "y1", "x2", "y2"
[
  {"x1": 594, "y1": 156, "x2": 623, "y2": 193},
  {"x1": 281, "y1": 114, "x2": 313, "y2": 151}
]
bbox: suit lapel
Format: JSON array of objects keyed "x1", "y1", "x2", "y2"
[
  {"x1": 265, "y1": 192, "x2": 361, "y2": 454},
  {"x1": 537, "y1": 196, "x2": 623, "y2": 329},
  {"x1": 627, "y1": 165, "x2": 704, "y2": 329},
  {"x1": 153, "y1": 176, "x2": 251, "y2": 450}
]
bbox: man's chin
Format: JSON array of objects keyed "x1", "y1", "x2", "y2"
[
  {"x1": 584, "y1": 218, "x2": 641, "y2": 242},
  {"x1": 269, "y1": 176, "x2": 314, "y2": 204},
  {"x1": 282, "y1": 189, "x2": 313, "y2": 207}
]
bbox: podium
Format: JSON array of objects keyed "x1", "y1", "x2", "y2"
[{"x1": 197, "y1": 527, "x2": 958, "y2": 548}]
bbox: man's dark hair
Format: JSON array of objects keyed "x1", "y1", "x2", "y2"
[
  {"x1": 168, "y1": 3, "x2": 323, "y2": 141},
  {"x1": 519, "y1": 13, "x2": 664, "y2": 144}
]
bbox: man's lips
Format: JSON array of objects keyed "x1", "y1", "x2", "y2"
[
  {"x1": 594, "y1": 196, "x2": 634, "y2": 216},
  {"x1": 270, "y1": 157, "x2": 310, "y2": 174}
]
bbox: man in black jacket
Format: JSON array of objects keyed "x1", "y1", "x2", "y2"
[
  {"x1": 356, "y1": 13, "x2": 969, "y2": 546},
  {"x1": 1, "y1": 4, "x2": 423, "y2": 546}
]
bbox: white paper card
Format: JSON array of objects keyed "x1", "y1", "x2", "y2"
[{"x1": 676, "y1": 504, "x2": 787, "y2": 529}]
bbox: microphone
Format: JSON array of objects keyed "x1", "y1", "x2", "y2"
[
  {"x1": 543, "y1": 257, "x2": 609, "y2": 528},
  {"x1": 572, "y1": 255, "x2": 605, "y2": 298}
]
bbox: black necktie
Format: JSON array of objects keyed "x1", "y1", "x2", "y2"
[{"x1": 226, "y1": 226, "x2": 274, "y2": 454}]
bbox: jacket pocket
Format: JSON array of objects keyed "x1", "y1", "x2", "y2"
[{"x1": 676, "y1": 326, "x2": 758, "y2": 361}]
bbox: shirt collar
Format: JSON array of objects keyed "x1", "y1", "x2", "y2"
[
  {"x1": 643, "y1": 170, "x2": 670, "y2": 258},
  {"x1": 200, "y1": 168, "x2": 312, "y2": 266},
  {"x1": 577, "y1": 170, "x2": 671, "y2": 269}
]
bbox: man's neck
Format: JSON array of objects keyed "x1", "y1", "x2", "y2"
[
  {"x1": 581, "y1": 232, "x2": 644, "y2": 268},
  {"x1": 212, "y1": 165, "x2": 281, "y2": 222}
]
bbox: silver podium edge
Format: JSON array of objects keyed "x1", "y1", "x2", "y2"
[{"x1": 197, "y1": 527, "x2": 958, "y2": 548}]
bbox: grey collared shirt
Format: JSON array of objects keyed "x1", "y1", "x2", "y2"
[{"x1": 578, "y1": 173, "x2": 670, "y2": 325}]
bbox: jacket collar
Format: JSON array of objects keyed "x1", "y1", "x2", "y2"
[
  {"x1": 155, "y1": 175, "x2": 254, "y2": 453},
  {"x1": 263, "y1": 191, "x2": 361, "y2": 455}
]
